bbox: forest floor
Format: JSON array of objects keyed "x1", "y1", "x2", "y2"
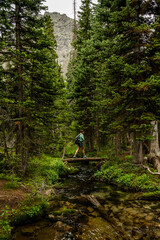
[{"x1": 0, "y1": 180, "x2": 31, "y2": 215}]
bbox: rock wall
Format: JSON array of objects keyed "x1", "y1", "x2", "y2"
[{"x1": 46, "y1": 12, "x2": 74, "y2": 77}]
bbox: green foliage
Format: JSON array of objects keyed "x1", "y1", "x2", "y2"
[
  {"x1": 0, "y1": 0, "x2": 66, "y2": 175},
  {"x1": 52, "y1": 208, "x2": 76, "y2": 217},
  {"x1": 28, "y1": 155, "x2": 70, "y2": 185},
  {"x1": 67, "y1": 0, "x2": 160, "y2": 158},
  {"x1": 0, "y1": 174, "x2": 11, "y2": 181},
  {"x1": 0, "y1": 174, "x2": 21, "y2": 189},
  {"x1": 117, "y1": 173, "x2": 136, "y2": 188},
  {"x1": 95, "y1": 159, "x2": 157, "y2": 192},
  {"x1": 0, "y1": 206, "x2": 12, "y2": 240},
  {"x1": 134, "y1": 174, "x2": 156, "y2": 191},
  {"x1": 4, "y1": 181, "x2": 19, "y2": 189},
  {"x1": 11, "y1": 196, "x2": 49, "y2": 226},
  {"x1": 125, "y1": 155, "x2": 134, "y2": 161}
]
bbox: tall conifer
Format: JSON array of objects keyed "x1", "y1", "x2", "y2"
[
  {"x1": 72, "y1": 0, "x2": 96, "y2": 149},
  {"x1": 0, "y1": 0, "x2": 63, "y2": 173}
]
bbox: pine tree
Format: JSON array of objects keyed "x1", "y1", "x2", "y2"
[
  {"x1": 71, "y1": 0, "x2": 97, "y2": 149},
  {"x1": 90, "y1": 0, "x2": 160, "y2": 161},
  {"x1": 0, "y1": 0, "x2": 63, "y2": 174}
]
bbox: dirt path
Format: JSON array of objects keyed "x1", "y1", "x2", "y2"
[{"x1": 0, "y1": 180, "x2": 30, "y2": 214}]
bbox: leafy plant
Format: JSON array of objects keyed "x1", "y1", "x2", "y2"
[
  {"x1": 0, "y1": 206, "x2": 12, "y2": 240},
  {"x1": 117, "y1": 173, "x2": 136, "y2": 188},
  {"x1": 134, "y1": 174, "x2": 156, "y2": 191},
  {"x1": 12, "y1": 196, "x2": 49, "y2": 226}
]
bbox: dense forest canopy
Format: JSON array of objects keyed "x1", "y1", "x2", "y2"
[
  {"x1": 67, "y1": 0, "x2": 160, "y2": 163},
  {"x1": 0, "y1": 0, "x2": 67, "y2": 175},
  {"x1": 0, "y1": 0, "x2": 160, "y2": 175}
]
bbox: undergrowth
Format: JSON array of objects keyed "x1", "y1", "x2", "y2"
[{"x1": 95, "y1": 157, "x2": 159, "y2": 192}]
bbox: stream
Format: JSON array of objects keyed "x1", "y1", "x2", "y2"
[{"x1": 12, "y1": 162, "x2": 160, "y2": 240}]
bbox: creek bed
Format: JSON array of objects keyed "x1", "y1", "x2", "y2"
[{"x1": 12, "y1": 163, "x2": 160, "y2": 240}]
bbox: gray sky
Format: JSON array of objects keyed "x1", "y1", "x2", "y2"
[{"x1": 44, "y1": 0, "x2": 98, "y2": 19}]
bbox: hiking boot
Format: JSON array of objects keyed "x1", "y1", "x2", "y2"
[
  {"x1": 73, "y1": 155, "x2": 77, "y2": 158},
  {"x1": 83, "y1": 155, "x2": 87, "y2": 158}
]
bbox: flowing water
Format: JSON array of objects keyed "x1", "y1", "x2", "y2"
[{"x1": 12, "y1": 163, "x2": 160, "y2": 240}]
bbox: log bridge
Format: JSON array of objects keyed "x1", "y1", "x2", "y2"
[{"x1": 63, "y1": 157, "x2": 106, "y2": 163}]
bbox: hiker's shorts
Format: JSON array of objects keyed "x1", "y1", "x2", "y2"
[{"x1": 78, "y1": 142, "x2": 83, "y2": 147}]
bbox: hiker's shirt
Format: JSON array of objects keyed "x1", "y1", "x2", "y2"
[{"x1": 79, "y1": 133, "x2": 84, "y2": 146}]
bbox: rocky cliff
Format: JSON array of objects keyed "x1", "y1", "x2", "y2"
[{"x1": 46, "y1": 12, "x2": 74, "y2": 77}]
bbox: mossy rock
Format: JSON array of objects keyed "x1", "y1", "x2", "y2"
[
  {"x1": 138, "y1": 191, "x2": 160, "y2": 200},
  {"x1": 52, "y1": 208, "x2": 76, "y2": 217}
]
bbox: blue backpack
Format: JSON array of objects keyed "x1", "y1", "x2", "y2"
[{"x1": 75, "y1": 134, "x2": 80, "y2": 144}]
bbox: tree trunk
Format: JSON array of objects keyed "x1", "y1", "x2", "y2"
[
  {"x1": 133, "y1": 132, "x2": 143, "y2": 164},
  {"x1": 2, "y1": 123, "x2": 10, "y2": 162},
  {"x1": 150, "y1": 120, "x2": 160, "y2": 156},
  {"x1": 96, "y1": 112, "x2": 100, "y2": 151},
  {"x1": 15, "y1": 3, "x2": 24, "y2": 167},
  {"x1": 115, "y1": 132, "x2": 121, "y2": 156},
  {"x1": 128, "y1": 132, "x2": 134, "y2": 156}
]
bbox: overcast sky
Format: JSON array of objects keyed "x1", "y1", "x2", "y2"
[{"x1": 44, "y1": 0, "x2": 98, "y2": 19}]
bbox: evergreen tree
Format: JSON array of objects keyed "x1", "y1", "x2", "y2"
[
  {"x1": 90, "y1": 0, "x2": 160, "y2": 161},
  {"x1": 0, "y1": 0, "x2": 63, "y2": 174},
  {"x1": 71, "y1": 0, "x2": 97, "y2": 149}
]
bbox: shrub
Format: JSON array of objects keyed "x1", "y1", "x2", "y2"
[
  {"x1": 0, "y1": 206, "x2": 12, "y2": 240},
  {"x1": 12, "y1": 196, "x2": 49, "y2": 226},
  {"x1": 4, "y1": 181, "x2": 19, "y2": 189},
  {"x1": 134, "y1": 174, "x2": 156, "y2": 191},
  {"x1": 117, "y1": 173, "x2": 136, "y2": 188}
]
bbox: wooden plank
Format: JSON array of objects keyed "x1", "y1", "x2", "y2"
[{"x1": 63, "y1": 157, "x2": 106, "y2": 162}]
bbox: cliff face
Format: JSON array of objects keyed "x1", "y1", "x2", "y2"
[{"x1": 46, "y1": 12, "x2": 74, "y2": 77}]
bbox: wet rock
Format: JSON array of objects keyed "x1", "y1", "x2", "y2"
[
  {"x1": 87, "y1": 207, "x2": 94, "y2": 213},
  {"x1": 134, "y1": 218, "x2": 141, "y2": 224},
  {"x1": 48, "y1": 214, "x2": 67, "y2": 222},
  {"x1": 21, "y1": 226, "x2": 35, "y2": 236},
  {"x1": 55, "y1": 221, "x2": 65, "y2": 231},
  {"x1": 125, "y1": 208, "x2": 138, "y2": 216},
  {"x1": 145, "y1": 215, "x2": 153, "y2": 221},
  {"x1": 48, "y1": 214, "x2": 57, "y2": 221},
  {"x1": 109, "y1": 206, "x2": 119, "y2": 213},
  {"x1": 44, "y1": 189, "x2": 55, "y2": 196},
  {"x1": 91, "y1": 211, "x2": 100, "y2": 217},
  {"x1": 155, "y1": 230, "x2": 160, "y2": 237},
  {"x1": 92, "y1": 192, "x2": 106, "y2": 201},
  {"x1": 55, "y1": 221, "x2": 72, "y2": 232}
]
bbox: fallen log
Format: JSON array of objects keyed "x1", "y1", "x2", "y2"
[
  {"x1": 63, "y1": 157, "x2": 106, "y2": 163},
  {"x1": 81, "y1": 194, "x2": 128, "y2": 239}
]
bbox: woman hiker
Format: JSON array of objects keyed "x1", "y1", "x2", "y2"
[{"x1": 73, "y1": 130, "x2": 87, "y2": 158}]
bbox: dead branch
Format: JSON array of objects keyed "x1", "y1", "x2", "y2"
[{"x1": 142, "y1": 165, "x2": 160, "y2": 175}]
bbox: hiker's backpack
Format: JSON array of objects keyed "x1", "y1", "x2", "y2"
[{"x1": 75, "y1": 134, "x2": 80, "y2": 144}]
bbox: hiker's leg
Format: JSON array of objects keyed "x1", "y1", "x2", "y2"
[
  {"x1": 75, "y1": 146, "x2": 80, "y2": 155},
  {"x1": 82, "y1": 146, "x2": 85, "y2": 156}
]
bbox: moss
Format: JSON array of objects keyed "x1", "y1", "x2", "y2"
[
  {"x1": 140, "y1": 191, "x2": 160, "y2": 200},
  {"x1": 52, "y1": 208, "x2": 76, "y2": 217},
  {"x1": 62, "y1": 208, "x2": 76, "y2": 216}
]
